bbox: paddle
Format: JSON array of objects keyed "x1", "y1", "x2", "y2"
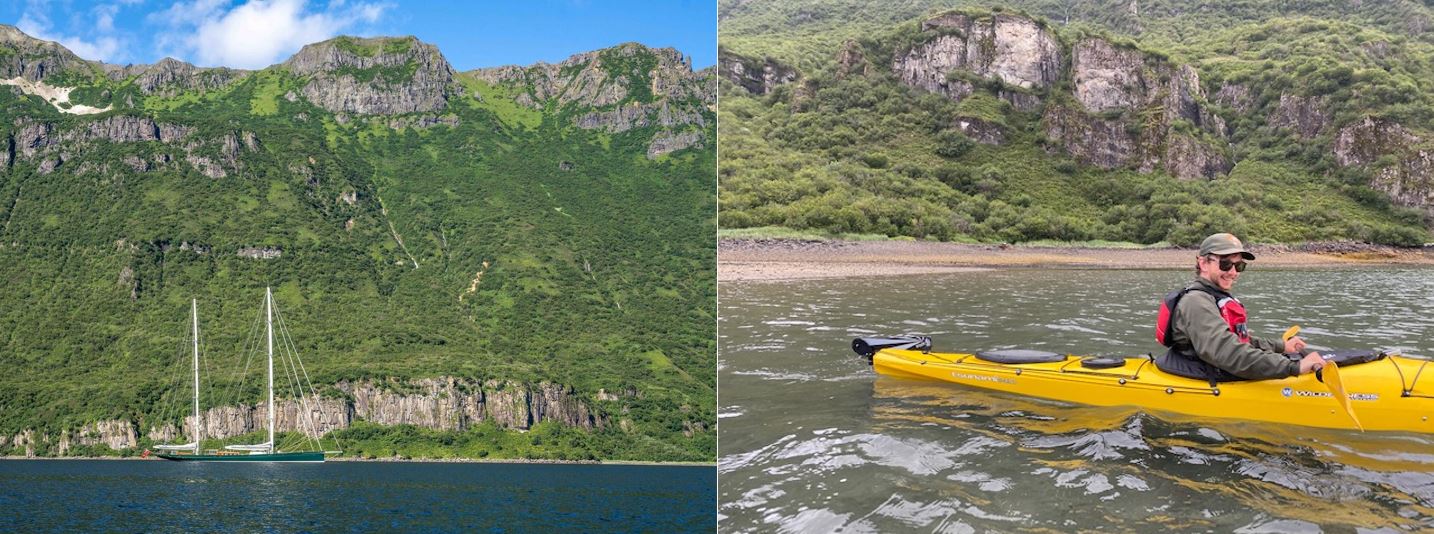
[
  {"x1": 1319, "y1": 360, "x2": 1364, "y2": 431},
  {"x1": 1287, "y1": 325, "x2": 1365, "y2": 431}
]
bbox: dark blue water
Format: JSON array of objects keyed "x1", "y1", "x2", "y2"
[{"x1": 0, "y1": 460, "x2": 714, "y2": 532}]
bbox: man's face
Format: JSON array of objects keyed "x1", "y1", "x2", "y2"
[{"x1": 1200, "y1": 253, "x2": 1246, "y2": 291}]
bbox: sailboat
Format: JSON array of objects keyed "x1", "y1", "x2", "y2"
[{"x1": 154, "y1": 288, "x2": 328, "y2": 462}]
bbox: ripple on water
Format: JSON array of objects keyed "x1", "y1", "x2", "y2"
[{"x1": 721, "y1": 268, "x2": 1434, "y2": 532}]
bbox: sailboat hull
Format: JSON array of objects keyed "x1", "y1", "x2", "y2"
[{"x1": 155, "y1": 451, "x2": 324, "y2": 462}]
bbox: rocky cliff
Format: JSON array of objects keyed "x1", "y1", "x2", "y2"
[
  {"x1": 876, "y1": 12, "x2": 1231, "y2": 180},
  {"x1": 4, "y1": 114, "x2": 256, "y2": 178},
  {"x1": 1045, "y1": 38, "x2": 1230, "y2": 179},
  {"x1": 136, "y1": 378, "x2": 602, "y2": 444},
  {"x1": 472, "y1": 43, "x2": 714, "y2": 158},
  {"x1": 110, "y1": 58, "x2": 248, "y2": 97},
  {"x1": 892, "y1": 12, "x2": 1062, "y2": 107},
  {"x1": 282, "y1": 36, "x2": 457, "y2": 116},
  {"x1": 0, "y1": 25, "x2": 90, "y2": 82},
  {"x1": 718, "y1": 49, "x2": 799, "y2": 95},
  {"x1": 4, "y1": 378, "x2": 612, "y2": 455},
  {"x1": 1334, "y1": 116, "x2": 1434, "y2": 215}
]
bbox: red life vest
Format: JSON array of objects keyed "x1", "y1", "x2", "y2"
[{"x1": 1155, "y1": 284, "x2": 1249, "y2": 346}]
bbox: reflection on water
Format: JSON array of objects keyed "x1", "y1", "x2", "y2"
[{"x1": 719, "y1": 269, "x2": 1434, "y2": 532}]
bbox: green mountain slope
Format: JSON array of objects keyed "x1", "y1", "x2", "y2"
[
  {"x1": 0, "y1": 29, "x2": 715, "y2": 461},
  {"x1": 719, "y1": 0, "x2": 1434, "y2": 246}
]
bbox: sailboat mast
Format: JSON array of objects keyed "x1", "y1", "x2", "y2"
[
  {"x1": 192, "y1": 298, "x2": 201, "y2": 455},
  {"x1": 266, "y1": 287, "x2": 275, "y2": 454}
]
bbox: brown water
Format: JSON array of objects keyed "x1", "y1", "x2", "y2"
[{"x1": 718, "y1": 268, "x2": 1434, "y2": 532}]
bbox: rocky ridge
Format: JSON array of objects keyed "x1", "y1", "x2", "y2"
[
  {"x1": 472, "y1": 43, "x2": 714, "y2": 157},
  {"x1": 282, "y1": 36, "x2": 458, "y2": 116},
  {"x1": 0, "y1": 24, "x2": 89, "y2": 82}
]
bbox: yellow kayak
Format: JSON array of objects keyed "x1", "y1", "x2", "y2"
[{"x1": 863, "y1": 343, "x2": 1434, "y2": 433}]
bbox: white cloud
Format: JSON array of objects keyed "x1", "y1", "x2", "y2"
[
  {"x1": 152, "y1": 0, "x2": 393, "y2": 69},
  {"x1": 16, "y1": 7, "x2": 124, "y2": 63}
]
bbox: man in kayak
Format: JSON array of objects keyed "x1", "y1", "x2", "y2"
[{"x1": 1155, "y1": 233, "x2": 1326, "y2": 383}]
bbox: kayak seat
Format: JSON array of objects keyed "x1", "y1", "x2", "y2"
[
  {"x1": 975, "y1": 349, "x2": 1066, "y2": 364},
  {"x1": 1079, "y1": 356, "x2": 1126, "y2": 369}
]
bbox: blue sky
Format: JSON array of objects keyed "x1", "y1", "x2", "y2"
[{"x1": 3, "y1": 1, "x2": 716, "y2": 71}]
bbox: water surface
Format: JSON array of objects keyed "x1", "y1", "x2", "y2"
[
  {"x1": 719, "y1": 268, "x2": 1434, "y2": 532},
  {"x1": 0, "y1": 459, "x2": 714, "y2": 532}
]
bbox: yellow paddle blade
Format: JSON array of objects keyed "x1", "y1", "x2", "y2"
[
  {"x1": 1322, "y1": 360, "x2": 1364, "y2": 432},
  {"x1": 1282, "y1": 325, "x2": 1301, "y2": 342}
]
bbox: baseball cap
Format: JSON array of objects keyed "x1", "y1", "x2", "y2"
[{"x1": 1199, "y1": 233, "x2": 1255, "y2": 260}]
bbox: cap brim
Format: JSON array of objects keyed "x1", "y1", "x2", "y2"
[{"x1": 1209, "y1": 248, "x2": 1256, "y2": 261}]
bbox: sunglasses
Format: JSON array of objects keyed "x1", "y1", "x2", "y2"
[{"x1": 1210, "y1": 256, "x2": 1247, "y2": 272}]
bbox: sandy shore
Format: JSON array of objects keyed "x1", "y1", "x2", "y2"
[{"x1": 719, "y1": 239, "x2": 1434, "y2": 282}]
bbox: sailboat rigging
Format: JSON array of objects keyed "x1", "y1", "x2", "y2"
[{"x1": 154, "y1": 288, "x2": 330, "y2": 462}]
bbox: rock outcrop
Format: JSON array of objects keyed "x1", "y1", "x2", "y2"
[
  {"x1": 0, "y1": 24, "x2": 89, "y2": 82},
  {"x1": 54, "y1": 420, "x2": 138, "y2": 453},
  {"x1": 1333, "y1": 116, "x2": 1418, "y2": 167},
  {"x1": 1269, "y1": 94, "x2": 1330, "y2": 139},
  {"x1": 116, "y1": 58, "x2": 247, "y2": 96},
  {"x1": 1212, "y1": 82, "x2": 1254, "y2": 114},
  {"x1": 892, "y1": 12, "x2": 1062, "y2": 104},
  {"x1": 282, "y1": 36, "x2": 457, "y2": 116},
  {"x1": 835, "y1": 40, "x2": 870, "y2": 79},
  {"x1": 1043, "y1": 38, "x2": 1230, "y2": 180},
  {"x1": 237, "y1": 246, "x2": 282, "y2": 259},
  {"x1": 1334, "y1": 116, "x2": 1434, "y2": 214},
  {"x1": 647, "y1": 129, "x2": 705, "y2": 159},
  {"x1": 718, "y1": 49, "x2": 798, "y2": 95},
  {"x1": 138, "y1": 377, "x2": 603, "y2": 447},
  {"x1": 474, "y1": 43, "x2": 713, "y2": 150}
]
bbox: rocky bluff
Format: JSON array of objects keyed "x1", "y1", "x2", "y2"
[
  {"x1": 473, "y1": 43, "x2": 716, "y2": 159},
  {"x1": 3, "y1": 378, "x2": 619, "y2": 456},
  {"x1": 722, "y1": 10, "x2": 1434, "y2": 215}
]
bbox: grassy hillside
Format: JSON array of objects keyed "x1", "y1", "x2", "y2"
[
  {"x1": 0, "y1": 38, "x2": 715, "y2": 461},
  {"x1": 719, "y1": 0, "x2": 1434, "y2": 246}
]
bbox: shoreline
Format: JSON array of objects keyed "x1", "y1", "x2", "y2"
[
  {"x1": 719, "y1": 238, "x2": 1434, "y2": 282},
  {"x1": 0, "y1": 455, "x2": 714, "y2": 467}
]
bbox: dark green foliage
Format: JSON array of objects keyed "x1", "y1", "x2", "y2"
[
  {"x1": 719, "y1": 0, "x2": 1434, "y2": 246},
  {"x1": 0, "y1": 43, "x2": 716, "y2": 461}
]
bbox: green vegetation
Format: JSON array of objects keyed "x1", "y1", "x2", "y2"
[
  {"x1": 719, "y1": 0, "x2": 1434, "y2": 246},
  {"x1": 457, "y1": 73, "x2": 543, "y2": 130},
  {"x1": 0, "y1": 41, "x2": 715, "y2": 462}
]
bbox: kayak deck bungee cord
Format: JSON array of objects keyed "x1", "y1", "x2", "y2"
[{"x1": 853, "y1": 336, "x2": 1434, "y2": 433}]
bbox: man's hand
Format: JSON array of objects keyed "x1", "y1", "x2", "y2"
[
  {"x1": 1298, "y1": 352, "x2": 1325, "y2": 375},
  {"x1": 1284, "y1": 336, "x2": 1308, "y2": 354}
]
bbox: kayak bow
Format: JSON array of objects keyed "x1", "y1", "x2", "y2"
[{"x1": 861, "y1": 341, "x2": 1434, "y2": 433}]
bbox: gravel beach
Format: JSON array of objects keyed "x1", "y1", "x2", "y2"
[{"x1": 718, "y1": 239, "x2": 1434, "y2": 282}]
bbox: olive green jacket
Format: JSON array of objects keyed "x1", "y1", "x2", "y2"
[{"x1": 1170, "y1": 278, "x2": 1299, "y2": 380}]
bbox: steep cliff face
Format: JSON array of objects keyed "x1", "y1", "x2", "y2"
[
  {"x1": 1334, "y1": 116, "x2": 1434, "y2": 214},
  {"x1": 131, "y1": 378, "x2": 604, "y2": 449},
  {"x1": 282, "y1": 36, "x2": 457, "y2": 116},
  {"x1": 1212, "y1": 82, "x2": 1253, "y2": 114},
  {"x1": 718, "y1": 50, "x2": 799, "y2": 95},
  {"x1": 892, "y1": 12, "x2": 1062, "y2": 104},
  {"x1": 5, "y1": 115, "x2": 255, "y2": 178},
  {"x1": 851, "y1": 13, "x2": 1232, "y2": 180},
  {"x1": 1269, "y1": 94, "x2": 1330, "y2": 139},
  {"x1": 1044, "y1": 38, "x2": 1230, "y2": 180}
]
